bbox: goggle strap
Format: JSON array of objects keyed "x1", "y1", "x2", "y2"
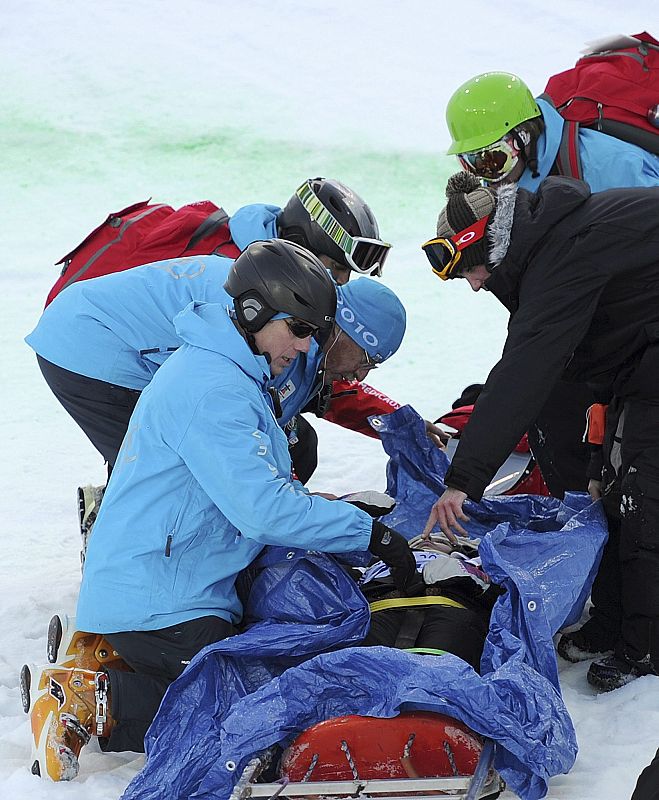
[
  {"x1": 451, "y1": 214, "x2": 490, "y2": 251},
  {"x1": 296, "y1": 182, "x2": 355, "y2": 253}
]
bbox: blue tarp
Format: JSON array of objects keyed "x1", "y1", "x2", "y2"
[{"x1": 122, "y1": 405, "x2": 608, "y2": 800}]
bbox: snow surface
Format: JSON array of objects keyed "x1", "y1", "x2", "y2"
[{"x1": 2, "y1": 1, "x2": 659, "y2": 797}]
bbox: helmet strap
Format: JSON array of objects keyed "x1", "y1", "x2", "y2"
[
  {"x1": 513, "y1": 127, "x2": 540, "y2": 179},
  {"x1": 230, "y1": 308, "x2": 268, "y2": 359}
]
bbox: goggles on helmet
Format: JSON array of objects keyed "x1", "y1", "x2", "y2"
[
  {"x1": 296, "y1": 181, "x2": 392, "y2": 276},
  {"x1": 421, "y1": 215, "x2": 490, "y2": 281},
  {"x1": 457, "y1": 132, "x2": 522, "y2": 184}
]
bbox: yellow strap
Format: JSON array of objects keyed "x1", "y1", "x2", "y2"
[{"x1": 368, "y1": 596, "x2": 466, "y2": 613}]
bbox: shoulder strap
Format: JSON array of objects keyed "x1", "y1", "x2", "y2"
[
  {"x1": 185, "y1": 208, "x2": 230, "y2": 252},
  {"x1": 538, "y1": 92, "x2": 584, "y2": 180},
  {"x1": 555, "y1": 120, "x2": 583, "y2": 180}
]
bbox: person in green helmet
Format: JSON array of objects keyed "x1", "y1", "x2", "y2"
[
  {"x1": 446, "y1": 71, "x2": 659, "y2": 191},
  {"x1": 446, "y1": 72, "x2": 543, "y2": 185}
]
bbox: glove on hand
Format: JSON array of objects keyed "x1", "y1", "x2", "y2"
[
  {"x1": 369, "y1": 520, "x2": 425, "y2": 596},
  {"x1": 343, "y1": 491, "x2": 396, "y2": 518}
]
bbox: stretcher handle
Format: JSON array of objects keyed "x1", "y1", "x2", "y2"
[{"x1": 465, "y1": 739, "x2": 495, "y2": 800}]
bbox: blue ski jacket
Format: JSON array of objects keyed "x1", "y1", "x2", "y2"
[
  {"x1": 26, "y1": 255, "x2": 236, "y2": 389},
  {"x1": 26, "y1": 250, "x2": 327, "y2": 429},
  {"x1": 26, "y1": 203, "x2": 280, "y2": 389},
  {"x1": 518, "y1": 98, "x2": 659, "y2": 193},
  {"x1": 76, "y1": 301, "x2": 372, "y2": 633}
]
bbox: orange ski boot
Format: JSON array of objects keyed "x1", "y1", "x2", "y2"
[{"x1": 20, "y1": 664, "x2": 113, "y2": 781}]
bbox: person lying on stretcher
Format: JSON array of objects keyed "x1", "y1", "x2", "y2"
[
  {"x1": 343, "y1": 491, "x2": 501, "y2": 671},
  {"x1": 358, "y1": 533, "x2": 501, "y2": 670}
]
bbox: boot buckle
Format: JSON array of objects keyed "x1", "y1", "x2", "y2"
[{"x1": 94, "y1": 673, "x2": 109, "y2": 736}]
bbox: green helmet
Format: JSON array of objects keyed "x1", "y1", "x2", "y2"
[{"x1": 446, "y1": 72, "x2": 541, "y2": 155}]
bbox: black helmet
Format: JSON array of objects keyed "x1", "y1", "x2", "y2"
[
  {"x1": 224, "y1": 239, "x2": 336, "y2": 343},
  {"x1": 278, "y1": 178, "x2": 391, "y2": 276}
]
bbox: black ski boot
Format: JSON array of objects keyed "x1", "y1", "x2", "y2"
[
  {"x1": 587, "y1": 654, "x2": 658, "y2": 692},
  {"x1": 557, "y1": 618, "x2": 617, "y2": 663}
]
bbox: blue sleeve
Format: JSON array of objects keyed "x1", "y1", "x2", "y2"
[
  {"x1": 580, "y1": 130, "x2": 659, "y2": 191},
  {"x1": 175, "y1": 383, "x2": 373, "y2": 552}
]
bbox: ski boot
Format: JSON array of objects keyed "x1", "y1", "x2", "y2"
[
  {"x1": 78, "y1": 484, "x2": 105, "y2": 568},
  {"x1": 557, "y1": 618, "x2": 617, "y2": 663},
  {"x1": 46, "y1": 614, "x2": 128, "y2": 672},
  {"x1": 20, "y1": 664, "x2": 112, "y2": 780},
  {"x1": 587, "y1": 653, "x2": 658, "y2": 692}
]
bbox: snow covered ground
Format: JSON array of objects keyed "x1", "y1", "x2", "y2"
[{"x1": 2, "y1": 1, "x2": 659, "y2": 797}]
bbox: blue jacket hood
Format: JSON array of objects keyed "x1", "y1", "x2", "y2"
[
  {"x1": 229, "y1": 203, "x2": 281, "y2": 251},
  {"x1": 174, "y1": 301, "x2": 272, "y2": 384}
]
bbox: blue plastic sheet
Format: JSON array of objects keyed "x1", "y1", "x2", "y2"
[{"x1": 122, "y1": 405, "x2": 608, "y2": 800}]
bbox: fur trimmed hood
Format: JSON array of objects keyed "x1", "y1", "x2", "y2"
[
  {"x1": 487, "y1": 182, "x2": 518, "y2": 268},
  {"x1": 485, "y1": 176, "x2": 592, "y2": 274}
]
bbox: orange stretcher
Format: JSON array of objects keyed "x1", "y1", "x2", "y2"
[{"x1": 229, "y1": 711, "x2": 504, "y2": 799}]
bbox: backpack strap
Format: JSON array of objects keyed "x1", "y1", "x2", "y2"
[
  {"x1": 538, "y1": 92, "x2": 584, "y2": 180},
  {"x1": 185, "y1": 208, "x2": 230, "y2": 252},
  {"x1": 555, "y1": 120, "x2": 583, "y2": 180}
]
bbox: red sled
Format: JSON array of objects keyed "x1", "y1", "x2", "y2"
[{"x1": 232, "y1": 712, "x2": 503, "y2": 799}]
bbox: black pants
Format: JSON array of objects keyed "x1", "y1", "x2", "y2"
[
  {"x1": 362, "y1": 605, "x2": 488, "y2": 672},
  {"x1": 632, "y1": 748, "x2": 659, "y2": 800},
  {"x1": 37, "y1": 355, "x2": 140, "y2": 471},
  {"x1": 528, "y1": 379, "x2": 594, "y2": 497},
  {"x1": 589, "y1": 345, "x2": 659, "y2": 668},
  {"x1": 103, "y1": 616, "x2": 235, "y2": 752}
]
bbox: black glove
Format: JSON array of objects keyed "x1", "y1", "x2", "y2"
[{"x1": 369, "y1": 521, "x2": 425, "y2": 597}]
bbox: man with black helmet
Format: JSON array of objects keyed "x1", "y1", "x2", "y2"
[
  {"x1": 26, "y1": 252, "x2": 407, "y2": 485},
  {"x1": 22, "y1": 240, "x2": 422, "y2": 781},
  {"x1": 27, "y1": 177, "x2": 402, "y2": 483},
  {"x1": 276, "y1": 177, "x2": 391, "y2": 284}
]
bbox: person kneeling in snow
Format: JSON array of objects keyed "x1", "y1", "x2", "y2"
[{"x1": 21, "y1": 240, "x2": 423, "y2": 782}]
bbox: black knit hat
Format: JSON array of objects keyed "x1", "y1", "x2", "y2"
[{"x1": 435, "y1": 173, "x2": 497, "y2": 271}]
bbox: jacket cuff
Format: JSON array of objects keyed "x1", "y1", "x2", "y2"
[
  {"x1": 444, "y1": 465, "x2": 486, "y2": 503},
  {"x1": 587, "y1": 446, "x2": 604, "y2": 481}
]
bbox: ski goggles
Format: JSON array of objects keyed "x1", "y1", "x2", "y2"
[
  {"x1": 421, "y1": 215, "x2": 490, "y2": 281},
  {"x1": 285, "y1": 318, "x2": 320, "y2": 340},
  {"x1": 457, "y1": 132, "x2": 522, "y2": 184},
  {"x1": 296, "y1": 181, "x2": 392, "y2": 276}
]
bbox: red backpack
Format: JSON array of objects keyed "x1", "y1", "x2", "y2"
[
  {"x1": 45, "y1": 199, "x2": 241, "y2": 306},
  {"x1": 541, "y1": 31, "x2": 659, "y2": 179}
]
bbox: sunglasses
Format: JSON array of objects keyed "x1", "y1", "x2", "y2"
[
  {"x1": 296, "y1": 181, "x2": 392, "y2": 276},
  {"x1": 355, "y1": 349, "x2": 379, "y2": 372},
  {"x1": 457, "y1": 132, "x2": 522, "y2": 184},
  {"x1": 285, "y1": 318, "x2": 320, "y2": 340},
  {"x1": 421, "y1": 214, "x2": 490, "y2": 281}
]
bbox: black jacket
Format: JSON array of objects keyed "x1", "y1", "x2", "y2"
[{"x1": 446, "y1": 177, "x2": 659, "y2": 500}]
